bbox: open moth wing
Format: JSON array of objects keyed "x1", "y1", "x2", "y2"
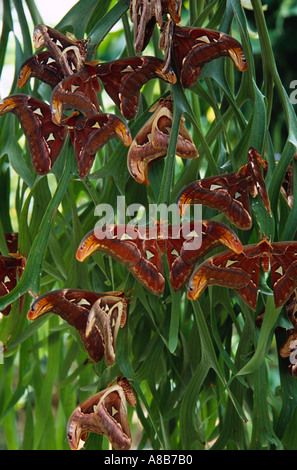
[
  {"x1": 26, "y1": 289, "x2": 114, "y2": 363},
  {"x1": 94, "y1": 56, "x2": 176, "y2": 120},
  {"x1": 67, "y1": 377, "x2": 135, "y2": 450},
  {"x1": 17, "y1": 51, "x2": 63, "y2": 88},
  {"x1": 0, "y1": 94, "x2": 67, "y2": 174},
  {"x1": 178, "y1": 171, "x2": 252, "y2": 229},
  {"x1": 68, "y1": 113, "x2": 132, "y2": 178},
  {"x1": 270, "y1": 242, "x2": 297, "y2": 309},
  {"x1": 67, "y1": 390, "x2": 105, "y2": 450},
  {"x1": 94, "y1": 382, "x2": 132, "y2": 450},
  {"x1": 187, "y1": 246, "x2": 259, "y2": 310},
  {"x1": 172, "y1": 25, "x2": 247, "y2": 88},
  {"x1": 76, "y1": 225, "x2": 165, "y2": 295},
  {"x1": 50, "y1": 67, "x2": 100, "y2": 125},
  {"x1": 33, "y1": 24, "x2": 89, "y2": 76},
  {"x1": 167, "y1": 220, "x2": 243, "y2": 291}
]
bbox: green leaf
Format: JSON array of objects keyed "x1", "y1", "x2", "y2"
[
  {"x1": 0, "y1": 146, "x2": 75, "y2": 311},
  {"x1": 55, "y1": 0, "x2": 100, "y2": 37},
  {"x1": 87, "y1": 0, "x2": 129, "y2": 49},
  {"x1": 237, "y1": 296, "x2": 281, "y2": 376}
]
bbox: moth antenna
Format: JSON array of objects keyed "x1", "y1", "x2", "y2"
[
  {"x1": 127, "y1": 297, "x2": 136, "y2": 308},
  {"x1": 107, "y1": 376, "x2": 118, "y2": 387},
  {"x1": 126, "y1": 288, "x2": 134, "y2": 302},
  {"x1": 27, "y1": 288, "x2": 38, "y2": 300},
  {"x1": 86, "y1": 41, "x2": 97, "y2": 49},
  {"x1": 85, "y1": 59, "x2": 100, "y2": 66},
  {"x1": 86, "y1": 47, "x2": 98, "y2": 57}
]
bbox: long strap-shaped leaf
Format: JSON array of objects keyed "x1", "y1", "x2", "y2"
[
  {"x1": 157, "y1": 84, "x2": 184, "y2": 206},
  {"x1": 87, "y1": 0, "x2": 129, "y2": 51},
  {"x1": 237, "y1": 296, "x2": 281, "y2": 376},
  {"x1": 246, "y1": 0, "x2": 297, "y2": 217},
  {"x1": 116, "y1": 319, "x2": 165, "y2": 449},
  {"x1": 0, "y1": 147, "x2": 75, "y2": 311},
  {"x1": 180, "y1": 300, "x2": 248, "y2": 449},
  {"x1": 250, "y1": 363, "x2": 283, "y2": 449},
  {"x1": 55, "y1": 0, "x2": 99, "y2": 38},
  {"x1": 158, "y1": 80, "x2": 218, "y2": 206}
]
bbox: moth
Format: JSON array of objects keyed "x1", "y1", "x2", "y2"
[
  {"x1": 3, "y1": 233, "x2": 19, "y2": 255},
  {"x1": 278, "y1": 292, "x2": 297, "y2": 375},
  {"x1": 172, "y1": 24, "x2": 248, "y2": 88},
  {"x1": 187, "y1": 236, "x2": 297, "y2": 311},
  {"x1": 18, "y1": 24, "x2": 90, "y2": 89},
  {"x1": 129, "y1": 0, "x2": 182, "y2": 54},
  {"x1": 93, "y1": 57, "x2": 177, "y2": 120},
  {"x1": 127, "y1": 96, "x2": 198, "y2": 186},
  {"x1": 0, "y1": 94, "x2": 131, "y2": 179},
  {"x1": 76, "y1": 220, "x2": 243, "y2": 295},
  {"x1": 0, "y1": 94, "x2": 68, "y2": 175},
  {"x1": 50, "y1": 65, "x2": 101, "y2": 125},
  {"x1": 279, "y1": 296, "x2": 297, "y2": 378},
  {"x1": 86, "y1": 297, "x2": 127, "y2": 367},
  {"x1": 33, "y1": 24, "x2": 89, "y2": 77},
  {"x1": 27, "y1": 289, "x2": 128, "y2": 365},
  {"x1": 178, "y1": 147, "x2": 271, "y2": 230},
  {"x1": 67, "y1": 113, "x2": 132, "y2": 179},
  {"x1": 0, "y1": 254, "x2": 26, "y2": 316},
  {"x1": 279, "y1": 329, "x2": 297, "y2": 360},
  {"x1": 17, "y1": 51, "x2": 64, "y2": 89},
  {"x1": 159, "y1": 17, "x2": 175, "y2": 74},
  {"x1": 0, "y1": 233, "x2": 25, "y2": 316},
  {"x1": 281, "y1": 164, "x2": 294, "y2": 209},
  {"x1": 50, "y1": 56, "x2": 176, "y2": 122},
  {"x1": 67, "y1": 376, "x2": 136, "y2": 450}
]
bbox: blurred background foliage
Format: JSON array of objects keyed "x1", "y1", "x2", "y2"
[{"x1": 0, "y1": 0, "x2": 297, "y2": 451}]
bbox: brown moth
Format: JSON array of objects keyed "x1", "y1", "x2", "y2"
[
  {"x1": 187, "y1": 237, "x2": 297, "y2": 311},
  {"x1": 27, "y1": 289, "x2": 128, "y2": 365},
  {"x1": 33, "y1": 24, "x2": 89, "y2": 77},
  {"x1": 127, "y1": 97, "x2": 198, "y2": 186},
  {"x1": 76, "y1": 220, "x2": 243, "y2": 295},
  {"x1": 281, "y1": 164, "x2": 294, "y2": 209},
  {"x1": 159, "y1": 18, "x2": 175, "y2": 74},
  {"x1": 279, "y1": 327, "x2": 297, "y2": 378},
  {"x1": 17, "y1": 51, "x2": 64, "y2": 89},
  {"x1": 0, "y1": 253, "x2": 26, "y2": 316},
  {"x1": 67, "y1": 112, "x2": 132, "y2": 179},
  {"x1": 0, "y1": 94, "x2": 68, "y2": 175},
  {"x1": 67, "y1": 376, "x2": 136, "y2": 450},
  {"x1": 18, "y1": 25, "x2": 90, "y2": 87},
  {"x1": 172, "y1": 24, "x2": 248, "y2": 88},
  {"x1": 50, "y1": 66, "x2": 101, "y2": 126},
  {"x1": 85, "y1": 297, "x2": 127, "y2": 367},
  {"x1": 178, "y1": 147, "x2": 271, "y2": 230},
  {"x1": 129, "y1": 0, "x2": 182, "y2": 54},
  {"x1": 93, "y1": 57, "x2": 176, "y2": 120}
]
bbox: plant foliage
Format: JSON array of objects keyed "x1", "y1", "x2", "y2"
[{"x1": 0, "y1": 0, "x2": 297, "y2": 451}]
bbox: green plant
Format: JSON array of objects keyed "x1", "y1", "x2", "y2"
[{"x1": 0, "y1": 0, "x2": 297, "y2": 451}]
